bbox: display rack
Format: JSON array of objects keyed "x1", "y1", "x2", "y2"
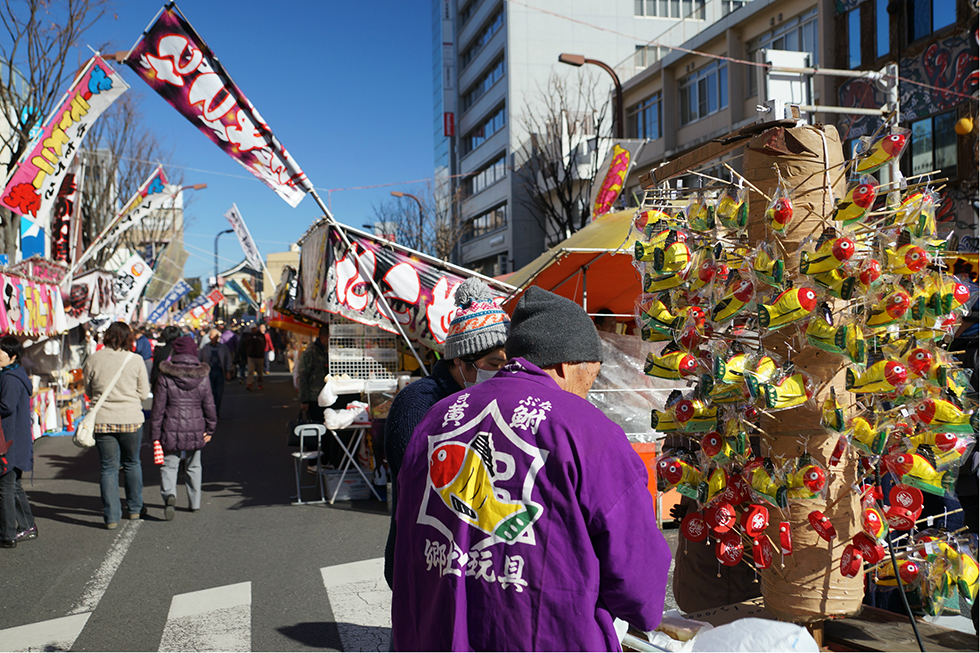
[{"x1": 328, "y1": 323, "x2": 398, "y2": 382}]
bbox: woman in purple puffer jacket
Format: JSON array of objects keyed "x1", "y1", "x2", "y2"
[{"x1": 150, "y1": 336, "x2": 216, "y2": 520}]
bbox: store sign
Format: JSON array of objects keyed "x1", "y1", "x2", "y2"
[
  {"x1": 298, "y1": 224, "x2": 504, "y2": 352},
  {"x1": 0, "y1": 274, "x2": 68, "y2": 336},
  {"x1": 444, "y1": 112, "x2": 454, "y2": 137},
  {"x1": 124, "y1": 6, "x2": 307, "y2": 207},
  {"x1": 0, "y1": 55, "x2": 128, "y2": 231}
]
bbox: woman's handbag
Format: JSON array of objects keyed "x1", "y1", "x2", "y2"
[{"x1": 74, "y1": 353, "x2": 137, "y2": 449}]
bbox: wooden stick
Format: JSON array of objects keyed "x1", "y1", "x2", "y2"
[{"x1": 724, "y1": 163, "x2": 772, "y2": 203}]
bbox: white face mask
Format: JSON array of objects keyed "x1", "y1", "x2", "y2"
[{"x1": 457, "y1": 361, "x2": 495, "y2": 388}]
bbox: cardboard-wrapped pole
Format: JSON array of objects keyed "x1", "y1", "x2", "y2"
[{"x1": 742, "y1": 124, "x2": 864, "y2": 623}]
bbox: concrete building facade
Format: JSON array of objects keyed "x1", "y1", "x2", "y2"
[{"x1": 434, "y1": 0, "x2": 738, "y2": 277}]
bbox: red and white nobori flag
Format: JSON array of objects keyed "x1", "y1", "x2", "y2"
[
  {"x1": 1, "y1": 55, "x2": 128, "y2": 229},
  {"x1": 124, "y1": 4, "x2": 307, "y2": 207}
]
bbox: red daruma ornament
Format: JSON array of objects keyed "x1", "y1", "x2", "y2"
[
  {"x1": 705, "y1": 502, "x2": 737, "y2": 535},
  {"x1": 885, "y1": 505, "x2": 917, "y2": 531},
  {"x1": 852, "y1": 532, "x2": 886, "y2": 564},
  {"x1": 809, "y1": 510, "x2": 837, "y2": 541},
  {"x1": 890, "y1": 484, "x2": 924, "y2": 513},
  {"x1": 681, "y1": 512, "x2": 708, "y2": 543},
  {"x1": 753, "y1": 536, "x2": 774, "y2": 569},
  {"x1": 717, "y1": 473, "x2": 751, "y2": 506},
  {"x1": 840, "y1": 544, "x2": 863, "y2": 578},
  {"x1": 779, "y1": 522, "x2": 793, "y2": 555},
  {"x1": 862, "y1": 506, "x2": 888, "y2": 540},
  {"x1": 899, "y1": 561, "x2": 920, "y2": 584},
  {"x1": 716, "y1": 531, "x2": 744, "y2": 566},
  {"x1": 741, "y1": 504, "x2": 770, "y2": 537}
]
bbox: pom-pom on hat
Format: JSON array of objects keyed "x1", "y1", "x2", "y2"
[{"x1": 444, "y1": 278, "x2": 510, "y2": 360}]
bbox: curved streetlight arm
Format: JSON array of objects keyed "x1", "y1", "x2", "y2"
[
  {"x1": 558, "y1": 53, "x2": 625, "y2": 140},
  {"x1": 214, "y1": 228, "x2": 234, "y2": 286},
  {"x1": 391, "y1": 191, "x2": 425, "y2": 250}
]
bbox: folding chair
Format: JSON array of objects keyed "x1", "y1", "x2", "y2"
[{"x1": 291, "y1": 423, "x2": 327, "y2": 505}]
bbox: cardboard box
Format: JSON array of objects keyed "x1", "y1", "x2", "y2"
[{"x1": 323, "y1": 469, "x2": 371, "y2": 501}]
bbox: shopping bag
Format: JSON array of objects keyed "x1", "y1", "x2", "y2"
[{"x1": 153, "y1": 440, "x2": 165, "y2": 465}]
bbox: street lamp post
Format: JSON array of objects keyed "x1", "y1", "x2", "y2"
[
  {"x1": 558, "y1": 53, "x2": 625, "y2": 140},
  {"x1": 390, "y1": 191, "x2": 424, "y2": 250},
  {"x1": 213, "y1": 227, "x2": 234, "y2": 322}
]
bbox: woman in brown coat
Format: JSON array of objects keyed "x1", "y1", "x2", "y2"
[{"x1": 150, "y1": 336, "x2": 216, "y2": 520}]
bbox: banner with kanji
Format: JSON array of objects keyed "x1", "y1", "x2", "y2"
[
  {"x1": 64, "y1": 270, "x2": 117, "y2": 330},
  {"x1": 147, "y1": 279, "x2": 192, "y2": 323},
  {"x1": 0, "y1": 274, "x2": 68, "y2": 336},
  {"x1": 225, "y1": 278, "x2": 259, "y2": 310},
  {"x1": 175, "y1": 287, "x2": 223, "y2": 322},
  {"x1": 223, "y1": 204, "x2": 264, "y2": 273},
  {"x1": 589, "y1": 140, "x2": 644, "y2": 219},
  {"x1": 124, "y1": 5, "x2": 307, "y2": 207},
  {"x1": 112, "y1": 254, "x2": 154, "y2": 322},
  {"x1": 298, "y1": 223, "x2": 505, "y2": 352},
  {"x1": 1, "y1": 55, "x2": 128, "y2": 231}
]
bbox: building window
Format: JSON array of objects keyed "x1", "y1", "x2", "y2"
[
  {"x1": 634, "y1": 45, "x2": 664, "y2": 69},
  {"x1": 635, "y1": 0, "x2": 705, "y2": 19},
  {"x1": 909, "y1": 0, "x2": 956, "y2": 42},
  {"x1": 908, "y1": 111, "x2": 958, "y2": 179},
  {"x1": 628, "y1": 93, "x2": 662, "y2": 140},
  {"x1": 876, "y1": 0, "x2": 890, "y2": 57},
  {"x1": 722, "y1": 1, "x2": 747, "y2": 16},
  {"x1": 848, "y1": 9, "x2": 862, "y2": 69},
  {"x1": 464, "y1": 204, "x2": 507, "y2": 242},
  {"x1": 459, "y1": 0, "x2": 477, "y2": 28},
  {"x1": 746, "y1": 8, "x2": 819, "y2": 97},
  {"x1": 466, "y1": 152, "x2": 507, "y2": 196},
  {"x1": 461, "y1": 57, "x2": 504, "y2": 112},
  {"x1": 460, "y1": 7, "x2": 504, "y2": 69},
  {"x1": 679, "y1": 62, "x2": 728, "y2": 125},
  {"x1": 462, "y1": 104, "x2": 506, "y2": 155}
]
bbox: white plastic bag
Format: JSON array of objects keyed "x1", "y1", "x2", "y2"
[
  {"x1": 317, "y1": 378, "x2": 338, "y2": 407},
  {"x1": 266, "y1": 350, "x2": 275, "y2": 363},
  {"x1": 689, "y1": 618, "x2": 818, "y2": 652}
]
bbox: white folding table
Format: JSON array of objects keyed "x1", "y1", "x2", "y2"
[{"x1": 326, "y1": 421, "x2": 384, "y2": 504}]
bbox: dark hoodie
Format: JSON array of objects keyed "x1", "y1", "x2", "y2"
[
  {"x1": 0, "y1": 365, "x2": 34, "y2": 472},
  {"x1": 150, "y1": 354, "x2": 217, "y2": 452}
]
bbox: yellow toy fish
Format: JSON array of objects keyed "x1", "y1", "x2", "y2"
[
  {"x1": 763, "y1": 372, "x2": 811, "y2": 410},
  {"x1": 885, "y1": 244, "x2": 930, "y2": 276},
  {"x1": 866, "y1": 289, "x2": 912, "y2": 328},
  {"x1": 821, "y1": 388, "x2": 845, "y2": 432},
  {"x1": 890, "y1": 191, "x2": 937, "y2": 238},
  {"x1": 807, "y1": 305, "x2": 845, "y2": 354},
  {"x1": 744, "y1": 457, "x2": 788, "y2": 508},
  {"x1": 766, "y1": 196, "x2": 794, "y2": 233},
  {"x1": 786, "y1": 463, "x2": 827, "y2": 500},
  {"x1": 699, "y1": 466, "x2": 729, "y2": 504},
  {"x1": 638, "y1": 295, "x2": 683, "y2": 338},
  {"x1": 689, "y1": 256, "x2": 729, "y2": 293},
  {"x1": 644, "y1": 349, "x2": 699, "y2": 379},
  {"x1": 752, "y1": 243, "x2": 785, "y2": 288},
  {"x1": 855, "y1": 131, "x2": 908, "y2": 174},
  {"x1": 643, "y1": 270, "x2": 686, "y2": 293},
  {"x1": 800, "y1": 237, "x2": 856, "y2": 276},
  {"x1": 758, "y1": 286, "x2": 819, "y2": 330},
  {"x1": 832, "y1": 177, "x2": 878, "y2": 225},
  {"x1": 712, "y1": 278, "x2": 755, "y2": 323},
  {"x1": 429, "y1": 433, "x2": 540, "y2": 542},
  {"x1": 813, "y1": 268, "x2": 857, "y2": 300},
  {"x1": 883, "y1": 451, "x2": 952, "y2": 496},
  {"x1": 656, "y1": 456, "x2": 701, "y2": 499},
  {"x1": 744, "y1": 355, "x2": 779, "y2": 400},
  {"x1": 845, "y1": 359, "x2": 908, "y2": 394},
  {"x1": 716, "y1": 188, "x2": 748, "y2": 229},
  {"x1": 686, "y1": 195, "x2": 714, "y2": 232},
  {"x1": 914, "y1": 398, "x2": 977, "y2": 434},
  {"x1": 840, "y1": 322, "x2": 866, "y2": 365},
  {"x1": 848, "y1": 415, "x2": 886, "y2": 455},
  {"x1": 714, "y1": 352, "x2": 749, "y2": 385},
  {"x1": 927, "y1": 278, "x2": 971, "y2": 316}
]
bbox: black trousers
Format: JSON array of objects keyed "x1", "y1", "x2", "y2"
[{"x1": 0, "y1": 468, "x2": 34, "y2": 540}]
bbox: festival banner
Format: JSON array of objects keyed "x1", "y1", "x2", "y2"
[
  {"x1": 74, "y1": 166, "x2": 173, "y2": 270},
  {"x1": 298, "y1": 223, "x2": 506, "y2": 352},
  {"x1": 223, "y1": 203, "x2": 264, "y2": 273},
  {"x1": 188, "y1": 288, "x2": 224, "y2": 320},
  {"x1": 64, "y1": 270, "x2": 118, "y2": 329},
  {"x1": 1, "y1": 55, "x2": 129, "y2": 230},
  {"x1": 589, "y1": 140, "x2": 645, "y2": 219},
  {"x1": 0, "y1": 274, "x2": 68, "y2": 336},
  {"x1": 51, "y1": 160, "x2": 80, "y2": 262},
  {"x1": 124, "y1": 5, "x2": 307, "y2": 207},
  {"x1": 224, "y1": 278, "x2": 259, "y2": 310},
  {"x1": 112, "y1": 254, "x2": 155, "y2": 322},
  {"x1": 147, "y1": 279, "x2": 192, "y2": 323}
]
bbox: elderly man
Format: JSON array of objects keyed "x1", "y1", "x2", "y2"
[
  {"x1": 391, "y1": 287, "x2": 671, "y2": 651},
  {"x1": 199, "y1": 329, "x2": 233, "y2": 415}
]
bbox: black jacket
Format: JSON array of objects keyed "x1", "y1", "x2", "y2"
[{"x1": 0, "y1": 365, "x2": 33, "y2": 472}]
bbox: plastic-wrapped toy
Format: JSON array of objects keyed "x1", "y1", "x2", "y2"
[
  {"x1": 891, "y1": 190, "x2": 938, "y2": 238},
  {"x1": 865, "y1": 288, "x2": 912, "y2": 329},
  {"x1": 712, "y1": 276, "x2": 755, "y2": 324},
  {"x1": 845, "y1": 359, "x2": 908, "y2": 394},
  {"x1": 854, "y1": 129, "x2": 910, "y2": 174},
  {"x1": 800, "y1": 235, "x2": 856, "y2": 276},
  {"x1": 758, "y1": 286, "x2": 819, "y2": 330},
  {"x1": 806, "y1": 304, "x2": 846, "y2": 354},
  {"x1": 913, "y1": 398, "x2": 977, "y2": 434},
  {"x1": 689, "y1": 256, "x2": 729, "y2": 293},
  {"x1": 832, "y1": 176, "x2": 878, "y2": 225},
  {"x1": 820, "y1": 388, "x2": 845, "y2": 432},
  {"x1": 714, "y1": 351, "x2": 750, "y2": 385},
  {"x1": 847, "y1": 414, "x2": 886, "y2": 456},
  {"x1": 884, "y1": 244, "x2": 930, "y2": 276},
  {"x1": 716, "y1": 187, "x2": 748, "y2": 230},
  {"x1": 657, "y1": 454, "x2": 701, "y2": 499},
  {"x1": 686, "y1": 193, "x2": 715, "y2": 232},
  {"x1": 637, "y1": 294, "x2": 683, "y2": 340},
  {"x1": 857, "y1": 258, "x2": 883, "y2": 293},
  {"x1": 786, "y1": 457, "x2": 827, "y2": 500},
  {"x1": 643, "y1": 268, "x2": 687, "y2": 293},
  {"x1": 883, "y1": 451, "x2": 954, "y2": 496},
  {"x1": 842, "y1": 322, "x2": 867, "y2": 365},
  {"x1": 644, "y1": 347, "x2": 699, "y2": 379},
  {"x1": 766, "y1": 193, "x2": 794, "y2": 233},
  {"x1": 926, "y1": 276, "x2": 971, "y2": 316},
  {"x1": 744, "y1": 457, "x2": 788, "y2": 508},
  {"x1": 813, "y1": 268, "x2": 857, "y2": 300},
  {"x1": 752, "y1": 242, "x2": 785, "y2": 288},
  {"x1": 763, "y1": 371, "x2": 814, "y2": 410},
  {"x1": 744, "y1": 354, "x2": 780, "y2": 399},
  {"x1": 699, "y1": 466, "x2": 729, "y2": 504}
]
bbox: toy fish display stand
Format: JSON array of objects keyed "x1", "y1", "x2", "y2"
[{"x1": 743, "y1": 125, "x2": 864, "y2": 623}]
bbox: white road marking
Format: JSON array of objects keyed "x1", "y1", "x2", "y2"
[
  {"x1": 320, "y1": 558, "x2": 391, "y2": 652},
  {"x1": 70, "y1": 520, "x2": 142, "y2": 615},
  {"x1": 158, "y1": 581, "x2": 251, "y2": 652},
  {"x1": 0, "y1": 613, "x2": 91, "y2": 652}
]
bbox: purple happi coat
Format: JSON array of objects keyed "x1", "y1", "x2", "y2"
[{"x1": 391, "y1": 358, "x2": 671, "y2": 651}]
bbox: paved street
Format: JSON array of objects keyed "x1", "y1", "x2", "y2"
[{"x1": 0, "y1": 367, "x2": 392, "y2": 652}]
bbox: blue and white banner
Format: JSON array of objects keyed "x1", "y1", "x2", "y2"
[
  {"x1": 224, "y1": 278, "x2": 258, "y2": 310},
  {"x1": 148, "y1": 279, "x2": 192, "y2": 323}
]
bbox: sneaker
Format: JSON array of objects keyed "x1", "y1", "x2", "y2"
[
  {"x1": 1, "y1": 539, "x2": 15, "y2": 548},
  {"x1": 128, "y1": 513, "x2": 141, "y2": 520},
  {"x1": 14, "y1": 526, "x2": 37, "y2": 542},
  {"x1": 106, "y1": 523, "x2": 118, "y2": 530},
  {"x1": 164, "y1": 494, "x2": 176, "y2": 521}
]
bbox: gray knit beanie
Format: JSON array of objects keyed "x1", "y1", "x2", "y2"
[
  {"x1": 443, "y1": 278, "x2": 510, "y2": 360},
  {"x1": 505, "y1": 286, "x2": 603, "y2": 368}
]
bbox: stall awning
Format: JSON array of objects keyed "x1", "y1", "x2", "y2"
[{"x1": 505, "y1": 210, "x2": 640, "y2": 316}]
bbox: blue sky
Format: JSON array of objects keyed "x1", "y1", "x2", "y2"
[{"x1": 82, "y1": 0, "x2": 435, "y2": 279}]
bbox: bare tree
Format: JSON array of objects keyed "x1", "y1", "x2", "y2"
[
  {"x1": 369, "y1": 180, "x2": 466, "y2": 260},
  {"x1": 0, "y1": 0, "x2": 110, "y2": 258},
  {"x1": 514, "y1": 72, "x2": 609, "y2": 247}
]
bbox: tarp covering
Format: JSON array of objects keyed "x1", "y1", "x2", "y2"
[{"x1": 505, "y1": 210, "x2": 641, "y2": 316}]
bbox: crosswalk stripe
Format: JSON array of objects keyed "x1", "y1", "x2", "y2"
[
  {"x1": 158, "y1": 581, "x2": 251, "y2": 652},
  {"x1": 70, "y1": 520, "x2": 141, "y2": 615},
  {"x1": 0, "y1": 613, "x2": 91, "y2": 652},
  {"x1": 320, "y1": 558, "x2": 391, "y2": 652}
]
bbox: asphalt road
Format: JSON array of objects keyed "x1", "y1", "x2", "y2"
[{"x1": 0, "y1": 366, "x2": 392, "y2": 652}]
